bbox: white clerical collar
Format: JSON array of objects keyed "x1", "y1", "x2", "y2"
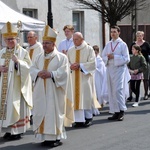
[
  {"x1": 29, "y1": 44, "x2": 35, "y2": 47},
  {"x1": 111, "y1": 37, "x2": 121, "y2": 43},
  {"x1": 45, "y1": 51, "x2": 52, "y2": 57},
  {"x1": 44, "y1": 48, "x2": 57, "y2": 59},
  {"x1": 75, "y1": 41, "x2": 86, "y2": 50},
  {"x1": 29, "y1": 42, "x2": 38, "y2": 48}
]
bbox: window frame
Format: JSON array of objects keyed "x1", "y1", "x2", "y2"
[{"x1": 72, "y1": 11, "x2": 84, "y2": 35}]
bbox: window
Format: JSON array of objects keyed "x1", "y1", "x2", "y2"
[
  {"x1": 22, "y1": 9, "x2": 38, "y2": 43},
  {"x1": 23, "y1": 9, "x2": 37, "y2": 18},
  {"x1": 73, "y1": 11, "x2": 84, "y2": 35}
]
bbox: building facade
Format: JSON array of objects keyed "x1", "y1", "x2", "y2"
[
  {"x1": 118, "y1": 0, "x2": 150, "y2": 48},
  {"x1": 1, "y1": 0, "x2": 104, "y2": 50}
]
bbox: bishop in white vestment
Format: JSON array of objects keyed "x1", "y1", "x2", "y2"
[
  {"x1": 30, "y1": 25, "x2": 74, "y2": 147},
  {"x1": 0, "y1": 22, "x2": 33, "y2": 140}
]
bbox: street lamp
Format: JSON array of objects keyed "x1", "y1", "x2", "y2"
[{"x1": 47, "y1": 0, "x2": 53, "y2": 28}]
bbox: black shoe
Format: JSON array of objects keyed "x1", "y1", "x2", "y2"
[
  {"x1": 41, "y1": 140, "x2": 62, "y2": 148},
  {"x1": 127, "y1": 96, "x2": 133, "y2": 102},
  {"x1": 41, "y1": 140, "x2": 55, "y2": 146},
  {"x1": 73, "y1": 122, "x2": 85, "y2": 128},
  {"x1": 3, "y1": 132, "x2": 11, "y2": 139},
  {"x1": 41, "y1": 141, "x2": 48, "y2": 146},
  {"x1": 108, "y1": 113, "x2": 119, "y2": 120},
  {"x1": 30, "y1": 115, "x2": 33, "y2": 125},
  {"x1": 118, "y1": 111, "x2": 124, "y2": 121},
  {"x1": 8, "y1": 134, "x2": 21, "y2": 140},
  {"x1": 84, "y1": 118, "x2": 93, "y2": 127},
  {"x1": 50, "y1": 140, "x2": 62, "y2": 147}
]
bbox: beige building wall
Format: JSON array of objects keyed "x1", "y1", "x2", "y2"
[{"x1": 1, "y1": 0, "x2": 103, "y2": 49}]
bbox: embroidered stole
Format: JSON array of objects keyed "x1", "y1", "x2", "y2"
[
  {"x1": 74, "y1": 50, "x2": 80, "y2": 110},
  {"x1": 29, "y1": 49, "x2": 34, "y2": 60},
  {"x1": 39, "y1": 58, "x2": 50, "y2": 134},
  {"x1": 0, "y1": 49, "x2": 14, "y2": 120}
]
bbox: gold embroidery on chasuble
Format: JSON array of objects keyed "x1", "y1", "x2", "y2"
[
  {"x1": 0, "y1": 49, "x2": 14, "y2": 120},
  {"x1": 39, "y1": 58, "x2": 50, "y2": 134},
  {"x1": 39, "y1": 119, "x2": 45, "y2": 134},
  {"x1": 56, "y1": 127, "x2": 61, "y2": 135},
  {"x1": 29, "y1": 49, "x2": 34, "y2": 60},
  {"x1": 74, "y1": 50, "x2": 80, "y2": 110},
  {"x1": 43, "y1": 59, "x2": 50, "y2": 90}
]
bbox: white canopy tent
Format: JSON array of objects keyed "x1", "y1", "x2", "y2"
[
  {"x1": 0, "y1": 1, "x2": 46, "y2": 48},
  {"x1": 0, "y1": 1, "x2": 45, "y2": 31}
]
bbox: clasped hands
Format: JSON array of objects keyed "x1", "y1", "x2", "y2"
[
  {"x1": 107, "y1": 53, "x2": 114, "y2": 60},
  {"x1": 0, "y1": 54, "x2": 18, "y2": 73},
  {"x1": 38, "y1": 70, "x2": 51, "y2": 79},
  {"x1": 62, "y1": 50, "x2": 67, "y2": 55},
  {"x1": 0, "y1": 65, "x2": 8, "y2": 73},
  {"x1": 70, "y1": 63, "x2": 80, "y2": 71},
  {"x1": 129, "y1": 69, "x2": 139, "y2": 75}
]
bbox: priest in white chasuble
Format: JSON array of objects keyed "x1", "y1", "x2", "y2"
[
  {"x1": 30, "y1": 25, "x2": 74, "y2": 148},
  {"x1": 26, "y1": 31, "x2": 43, "y2": 64},
  {"x1": 0, "y1": 22, "x2": 33, "y2": 140},
  {"x1": 26, "y1": 31, "x2": 43, "y2": 125},
  {"x1": 67, "y1": 32, "x2": 101, "y2": 128}
]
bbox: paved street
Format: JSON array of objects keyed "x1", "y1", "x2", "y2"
[{"x1": 0, "y1": 96, "x2": 150, "y2": 150}]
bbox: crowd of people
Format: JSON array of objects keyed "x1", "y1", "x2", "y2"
[{"x1": 0, "y1": 21, "x2": 150, "y2": 148}]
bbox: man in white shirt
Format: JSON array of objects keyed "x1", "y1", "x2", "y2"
[{"x1": 58, "y1": 25, "x2": 74, "y2": 54}]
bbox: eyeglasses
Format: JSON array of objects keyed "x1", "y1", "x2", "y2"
[
  {"x1": 42, "y1": 42, "x2": 53, "y2": 45},
  {"x1": 5, "y1": 38, "x2": 16, "y2": 41}
]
